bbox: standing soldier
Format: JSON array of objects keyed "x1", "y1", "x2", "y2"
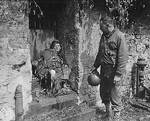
[{"x1": 93, "y1": 16, "x2": 128, "y2": 121}]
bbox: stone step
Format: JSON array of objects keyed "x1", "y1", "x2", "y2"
[
  {"x1": 24, "y1": 103, "x2": 96, "y2": 121},
  {"x1": 24, "y1": 93, "x2": 78, "y2": 119},
  {"x1": 61, "y1": 108, "x2": 95, "y2": 121}
]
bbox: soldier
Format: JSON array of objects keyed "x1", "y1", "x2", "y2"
[
  {"x1": 93, "y1": 16, "x2": 128, "y2": 121},
  {"x1": 33, "y1": 40, "x2": 70, "y2": 96}
]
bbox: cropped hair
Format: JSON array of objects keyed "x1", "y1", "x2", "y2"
[
  {"x1": 50, "y1": 40, "x2": 60, "y2": 49},
  {"x1": 100, "y1": 16, "x2": 115, "y2": 25}
]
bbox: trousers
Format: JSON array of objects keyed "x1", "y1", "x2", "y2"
[{"x1": 100, "y1": 64, "x2": 123, "y2": 112}]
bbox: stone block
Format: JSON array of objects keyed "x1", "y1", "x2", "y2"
[
  {"x1": 0, "y1": 104, "x2": 15, "y2": 121},
  {"x1": 24, "y1": 93, "x2": 78, "y2": 118},
  {"x1": 0, "y1": 2, "x2": 31, "y2": 119},
  {"x1": 24, "y1": 102, "x2": 96, "y2": 121}
]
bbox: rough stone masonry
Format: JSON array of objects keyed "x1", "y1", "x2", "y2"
[{"x1": 0, "y1": 1, "x2": 32, "y2": 121}]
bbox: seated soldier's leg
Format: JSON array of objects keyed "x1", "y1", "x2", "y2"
[
  {"x1": 46, "y1": 71, "x2": 52, "y2": 91},
  {"x1": 50, "y1": 69, "x2": 56, "y2": 93},
  {"x1": 37, "y1": 67, "x2": 47, "y2": 89},
  {"x1": 50, "y1": 70, "x2": 56, "y2": 79},
  {"x1": 52, "y1": 79, "x2": 62, "y2": 96}
]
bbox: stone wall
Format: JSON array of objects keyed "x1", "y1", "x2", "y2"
[
  {"x1": 126, "y1": 33, "x2": 150, "y2": 96},
  {"x1": 0, "y1": 1, "x2": 32, "y2": 121},
  {"x1": 76, "y1": 8, "x2": 103, "y2": 105},
  {"x1": 30, "y1": 30, "x2": 54, "y2": 61}
]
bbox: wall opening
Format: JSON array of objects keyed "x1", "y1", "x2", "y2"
[{"x1": 29, "y1": 0, "x2": 79, "y2": 101}]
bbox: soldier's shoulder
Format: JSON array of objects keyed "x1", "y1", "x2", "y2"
[
  {"x1": 43, "y1": 49, "x2": 55, "y2": 53},
  {"x1": 115, "y1": 29, "x2": 124, "y2": 36},
  {"x1": 42, "y1": 49, "x2": 56, "y2": 56},
  {"x1": 115, "y1": 29, "x2": 125, "y2": 40}
]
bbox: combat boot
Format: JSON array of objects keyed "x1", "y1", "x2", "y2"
[
  {"x1": 101, "y1": 103, "x2": 113, "y2": 121},
  {"x1": 113, "y1": 111, "x2": 121, "y2": 121}
]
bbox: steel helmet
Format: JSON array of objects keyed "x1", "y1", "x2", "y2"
[{"x1": 87, "y1": 70, "x2": 101, "y2": 86}]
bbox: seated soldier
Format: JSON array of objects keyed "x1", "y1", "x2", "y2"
[{"x1": 32, "y1": 40, "x2": 71, "y2": 96}]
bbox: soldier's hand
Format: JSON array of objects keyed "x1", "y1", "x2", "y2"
[
  {"x1": 50, "y1": 69, "x2": 56, "y2": 80},
  {"x1": 90, "y1": 66, "x2": 97, "y2": 73},
  {"x1": 114, "y1": 75, "x2": 121, "y2": 86}
]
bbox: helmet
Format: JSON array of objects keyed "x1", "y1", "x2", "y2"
[{"x1": 87, "y1": 70, "x2": 101, "y2": 86}]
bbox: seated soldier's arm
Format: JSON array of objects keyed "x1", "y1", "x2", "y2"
[{"x1": 32, "y1": 51, "x2": 44, "y2": 66}]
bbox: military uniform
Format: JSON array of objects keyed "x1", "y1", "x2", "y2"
[
  {"x1": 94, "y1": 29, "x2": 128, "y2": 117},
  {"x1": 37, "y1": 49, "x2": 64, "y2": 78},
  {"x1": 36, "y1": 49, "x2": 66, "y2": 93}
]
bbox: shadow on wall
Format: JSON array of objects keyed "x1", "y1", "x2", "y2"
[{"x1": 30, "y1": 30, "x2": 54, "y2": 61}]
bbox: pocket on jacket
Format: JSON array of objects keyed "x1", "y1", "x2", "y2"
[{"x1": 108, "y1": 41, "x2": 117, "y2": 50}]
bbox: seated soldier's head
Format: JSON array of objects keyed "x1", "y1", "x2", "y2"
[{"x1": 50, "y1": 40, "x2": 61, "y2": 52}]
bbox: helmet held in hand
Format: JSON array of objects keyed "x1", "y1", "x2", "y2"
[{"x1": 87, "y1": 70, "x2": 101, "y2": 86}]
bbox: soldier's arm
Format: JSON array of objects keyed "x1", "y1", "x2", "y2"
[
  {"x1": 93, "y1": 48, "x2": 101, "y2": 69},
  {"x1": 115, "y1": 33, "x2": 129, "y2": 76},
  {"x1": 93, "y1": 37, "x2": 102, "y2": 69}
]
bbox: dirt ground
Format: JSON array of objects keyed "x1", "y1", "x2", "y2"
[
  {"x1": 31, "y1": 77, "x2": 150, "y2": 121},
  {"x1": 95, "y1": 98, "x2": 150, "y2": 121},
  {"x1": 121, "y1": 102, "x2": 150, "y2": 121}
]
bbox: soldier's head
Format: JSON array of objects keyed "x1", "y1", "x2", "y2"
[
  {"x1": 100, "y1": 16, "x2": 115, "y2": 34},
  {"x1": 50, "y1": 40, "x2": 61, "y2": 52}
]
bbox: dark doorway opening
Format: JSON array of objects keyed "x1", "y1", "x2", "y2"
[
  {"x1": 29, "y1": 0, "x2": 67, "y2": 30},
  {"x1": 29, "y1": 0, "x2": 79, "y2": 100}
]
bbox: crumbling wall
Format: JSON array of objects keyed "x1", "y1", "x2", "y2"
[
  {"x1": 0, "y1": 1, "x2": 32, "y2": 121},
  {"x1": 125, "y1": 32, "x2": 150, "y2": 96},
  {"x1": 54, "y1": 1, "x2": 101, "y2": 104},
  {"x1": 30, "y1": 30, "x2": 54, "y2": 61},
  {"x1": 76, "y1": 8, "x2": 103, "y2": 105}
]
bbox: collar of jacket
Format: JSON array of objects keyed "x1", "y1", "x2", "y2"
[{"x1": 103, "y1": 28, "x2": 117, "y2": 39}]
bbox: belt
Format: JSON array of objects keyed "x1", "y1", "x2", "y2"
[{"x1": 101, "y1": 63, "x2": 114, "y2": 68}]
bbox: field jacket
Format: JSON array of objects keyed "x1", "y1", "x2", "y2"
[{"x1": 94, "y1": 29, "x2": 128, "y2": 76}]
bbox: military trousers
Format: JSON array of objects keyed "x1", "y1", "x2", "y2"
[{"x1": 100, "y1": 64, "x2": 123, "y2": 112}]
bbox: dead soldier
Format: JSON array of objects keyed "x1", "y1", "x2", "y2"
[
  {"x1": 92, "y1": 16, "x2": 128, "y2": 121},
  {"x1": 33, "y1": 40, "x2": 70, "y2": 96}
]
